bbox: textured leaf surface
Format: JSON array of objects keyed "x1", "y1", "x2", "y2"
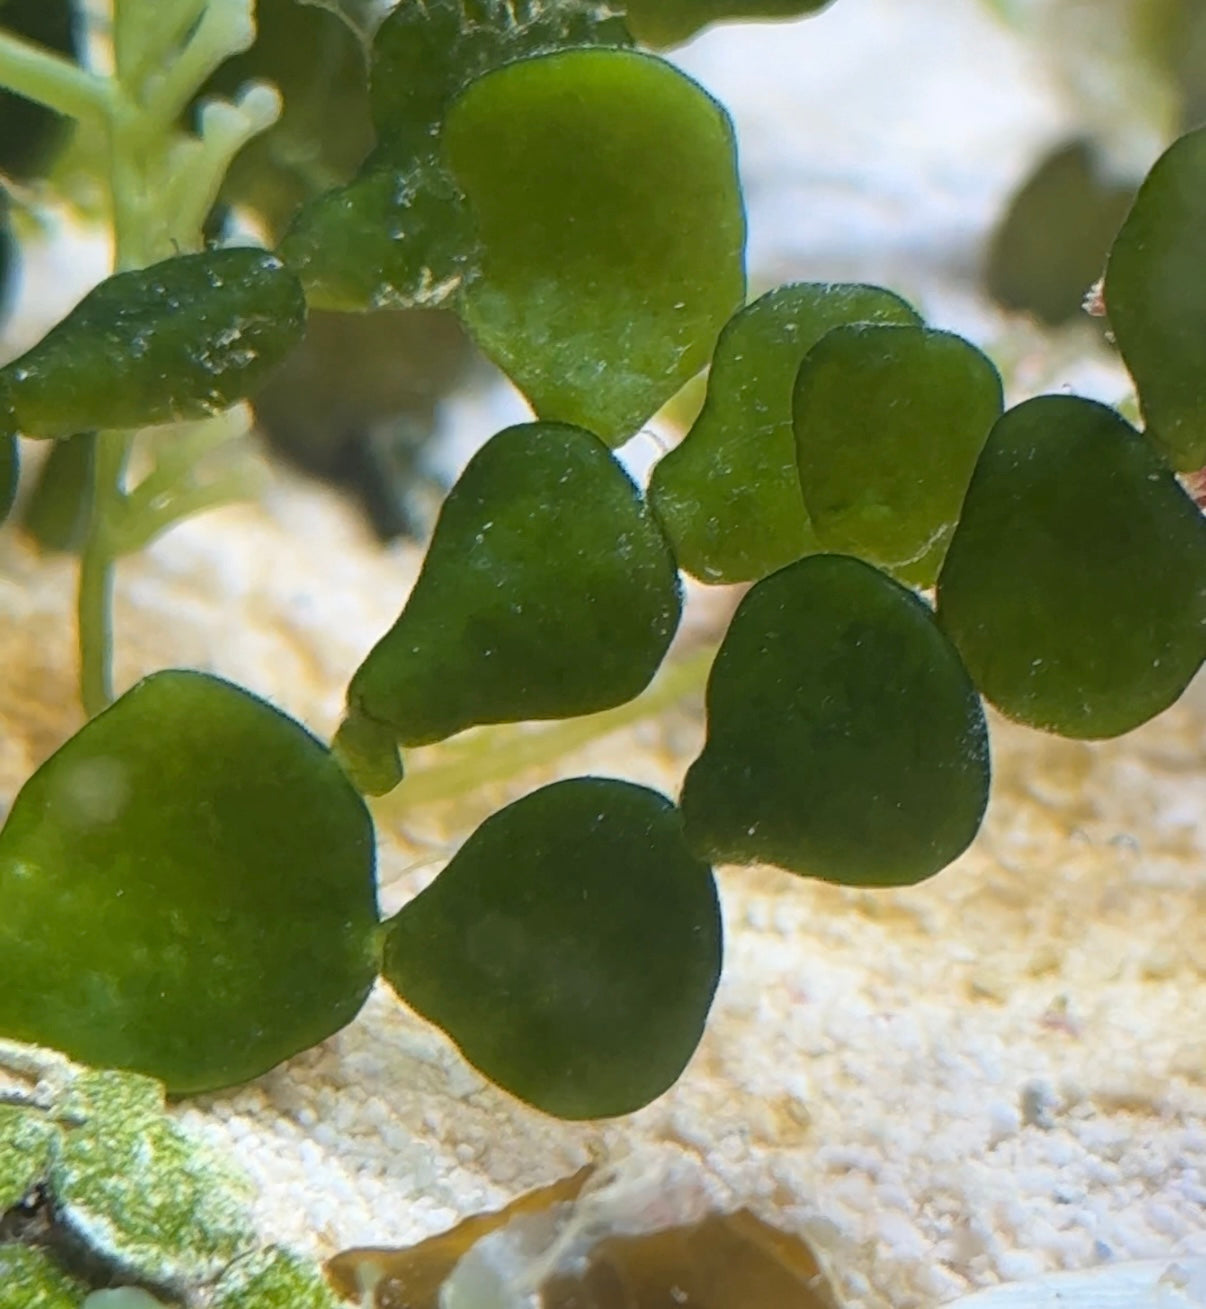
[
  {"x1": 347, "y1": 422, "x2": 681, "y2": 748},
  {"x1": 649, "y1": 283, "x2": 919, "y2": 584},
  {"x1": 937, "y1": 395, "x2": 1206, "y2": 738},
  {"x1": 624, "y1": 0, "x2": 832, "y2": 47},
  {"x1": 682, "y1": 555, "x2": 989, "y2": 886},
  {"x1": 371, "y1": 0, "x2": 628, "y2": 152},
  {"x1": 0, "y1": 1246, "x2": 84, "y2": 1309},
  {"x1": 1104, "y1": 125, "x2": 1206, "y2": 470},
  {"x1": 0, "y1": 671, "x2": 380, "y2": 1091},
  {"x1": 445, "y1": 48, "x2": 746, "y2": 444},
  {"x1": 383, "y1": 778, "x2": 721, "y2": 1118},
  {"x1": 279, "y1": 149, "x2": 474, "y2": 311},
  {"x1": 794, "y1": 324, "x2": 1002, "y2": 586},
  {"x1": 2, "y1": 250, "x2": 306, "y2": 438}
]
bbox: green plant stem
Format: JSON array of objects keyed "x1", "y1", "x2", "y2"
[
  {"x1": 372, "y1": 644, "x2": 716, "y2": 816},
  {"x1": 0, "y1": 27, "x2": 112, "y2": 124},
  {"x1": 78, "y1": 432, "x2": 131, "y2": 718}
]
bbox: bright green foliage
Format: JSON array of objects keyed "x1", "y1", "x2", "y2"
[
  {"x1": 0, "y1": 1102, "x2": 56, "y2": 1208},
  {"x1": 2, "y1": 250, "x2": 306, "y2": 439},
  {"x1": 0, "y1": 671, "x2": 381, "y2": 1091},
  {"x1": 681, "y1": 555, "x2": 989, "y2": 886},
  {"x1": 445, "y1": 48, "x2": 746, "y2": 444},
  {"x1": 0, "y1": 1246, "x2": 85, "y2": 1309},
  {"x1": 1105, "y1": 125, "x2": 1206, "y2": 470},
  {"x1": 279, "y1": 150, "x2": 475, "y2": 311},
  {"x1": 794, "y1": 324, "x2": 1003, "y2": 586},
  {"x1": 382, "y1": 777, "x2": 721, "y2": 1118},
  {"x1": 346, "y1": 422, "x2": 681, "y2": 752},
  {"x1": 937, "y1": 395, "x2": 1206, "y2": 738},
  {"x1": 649, "y1": 282, "x2": 919, "y2": 583},
  {"x1": 370, "y1": 0, "x2": 629, "y2": 154},
  {"x1": 624, "y1": 0, "x2": 832, "y2": 47},
  {"x1": 49, "y1": 1068, "x2": 255, "y2": 1292}
]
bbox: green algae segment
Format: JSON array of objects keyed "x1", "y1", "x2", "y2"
[
  {"x1": 1104, "y1": 125, "x2": 1206, "y2": 471},
  {"x1": 445, "y1": 48, "x2": 746, "y2": 445},
  {"x1": 383, "y1": 778, "x2": 722, "y2": 1119},
  {"x1": 682, "y1": 555, "x2": 989, "y2": 886},
  {"x1": 0, "y1": 672, "x2": 381, "y2": 1091},
  {"x1": 1, "y1": 249, "x2": 306, "y2": 440},
  {"x1": 345, "y1": 422, "x2": 681, "y2": 754},
  {"x1": 937, "y1": 396, "x2": 1206, "y2": 739},
  {"x1": 794, "y1": 324, "x2": 1002, "y2": 587},
  {"x1": 649, "y1": 282, "x2": 920, "y2": 585}
]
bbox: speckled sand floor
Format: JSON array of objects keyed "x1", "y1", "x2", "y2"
[{"x1": 0, "y1": 2, "x2": 1202, "y2": 1307}]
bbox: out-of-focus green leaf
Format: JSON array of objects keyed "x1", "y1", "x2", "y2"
[
  {"x1": 681, "y1": 554, "x2": 989, "y2": 886},
  {"x1": 986, "y1": 140, "x2": 1136, "y2": 327},
  {"x1": 623, "y1": 0, "x2": 833, "y2": 47},
  {"x1": 0, "y1": 1245, "x2": 85, "y2": 1309},
  {"x1": 1104, "y1": 124, "x2": 1206, "y2": 470},
  {"x1": 0, "y1": 671, "x2": 381, "y2": 1092},
  {"x1": 794, "y1": 324, "x2": 1003, "y2": 586},
  {"x1": 371, "y1": 0, "x2": 629, "y2": 154},
  {"x1": 444, "y1": 48, "x2": 746, "y2": 445},
  {"x1": 199, "y1": 0, "x2": 376, "y2": 239},
  {"x1": 937, "y1": 395, "x2": 1206, "y2": 738},
  {"x1": 345, "y1": 422, "x2": 681, "y2": 752},
  {"x1": 20, "y1": 432, "x2": 94, "y2": 553},
  {"x1": 648, "y1": 283, "x2": 919, "y2": 584},
  {"x1": 383, "y1": 777, "x2": 721, "y2": 1119},
  {"x1": 0, "y1": 384, "x2": 18, "y2": 526},
  {"x1": 2, "y1": 250, "x2": 307, "y2": 439},
  {"x1": 0, "y1": 0, "x2": 77, "y2": 180},
  {"x1": 278, "y1": 149, "x2": 475, "y2": 311}
]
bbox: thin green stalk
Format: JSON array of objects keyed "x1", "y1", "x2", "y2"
[
  {"x1": 372, "y1": 644, "x2": 716, "y2": 816},
  {"x1": 0, "y1": 27, "x2": 112, "y2": 123}
]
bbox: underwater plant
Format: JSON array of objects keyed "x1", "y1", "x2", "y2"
[{"x1": 0, "y1": 0, "x2": 1199, "y2": 1135}]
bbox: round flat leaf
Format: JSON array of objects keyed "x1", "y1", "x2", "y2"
[
  {"x1": 0, "y1": 671, "x2": 380, "y2": 1091},
  {"x1": 936, "y1": 395, "x2": 1206, "y2": 738},
  {"x1": 1104, "y1": 125, "x2": 1206, "y2": 470},
  {"x1": 649, "y1": 282, "x2": 920, "y2": 584},
  {"x1": 794, "y1": 324, "x2": 1003, "y2": 586},
  {"x1": 444, "y1": 48, "x2": 746, "y2": 446},
  {"x1": 681, "y1": 554, "x2": 989, "y2": 886},
  {"x1": 624, "y1": 0, "x2": 833, "y2": 47},
  {"x1": 2, "y1": 249, "x2": 307, "y2": 439},
  {"x1": 279, "y1": 148, "x2": 475, "y2": 312},
  {"x1": 371, "y1": 0, "x2": 629, "y2": 153},
  {"x1": 346, "y1": 422, "x2": 682, "y2": 749},
  {"x1": 383, "y1": 777, "x2": 721, "y2": 1119}
]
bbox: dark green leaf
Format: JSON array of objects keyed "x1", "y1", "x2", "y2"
[
  {"x1": 371, "y1": 0, "x2": 629, "y2": 154},
  {"x1": 681, "y1": 554, "x2": 989, "y2": 886},
  {"x1": 3, "y1": 249, "x2": 307, "y2": 439},
  {"x1": 623, "y1": 0, "x2": 832, "y2": 47},
  {"x1": 648, "y1": 282, "x2": 920, "y2": 584},
  {"x1": 794, "y1": 324, "x2": 1003, "y2": 586},
  {"x1": 278, "y1": 148, "x2": 475, "y2": 312},
  {"x1": 0, "y1": 0, "x2": 77, "y2": 180},
  {"x1": 0, "y1": 670, "x2": 380, "y2": 1091},
  {"x1": 20, "y1": 432, "x2": 94, "y2": 553},
  {"x1": 986, "y1": 140, "x2": 1135, "y2": 328},
  {"x1": 345, "y1": 421, "x2": 681, "y2": 748},
  {"x1": 936, "y1": 395, "x2": 1206, "y2": 738},
  {"x1": 383, "y1": 777, "x2": 721, "y2": 1119},
  {"x1": 1104, "y1": 125, "x2": 1206, "y2": 470},
  {"x1": 444, "y1": 48, "x2": 746, "y2": 445}
]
